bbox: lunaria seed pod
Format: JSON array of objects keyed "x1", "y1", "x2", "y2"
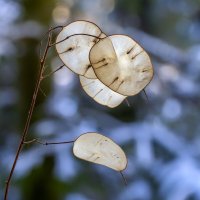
[
  {"x1": 89, "y1": 35, "x2": 153, "y2": 96},
  {"x1": 56, "y1": 20, "x2": 106, "y2": 78},
  {"x1": 79, "y1": 75, "x2": 126, "y2": 108},
  {"x1": 73, "y1": 132, "x2": 127, "y2": 171}
]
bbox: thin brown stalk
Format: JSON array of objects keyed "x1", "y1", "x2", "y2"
[
  {"x1": 39, "y1": 26, "x2": 63, "y2": 59},
  {"x1": 35, "y1": 140, "x2": 75, "y2": 145},
  {"x1": 23, "y1": 139, "x2": 75, "y2": 145},
  {"x1": 4, "y1": 30, "x2": 52, "y2": 200},
  {"x1": 43, "y1": 64, "x2": 65, "y2": 79},
  {"x1": 4, "y1": 29, "x2": 105, "y2": 200}
]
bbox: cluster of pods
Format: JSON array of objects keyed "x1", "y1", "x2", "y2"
[
  {"x1": 55, "y1": 21, "x2": 154, "y2": 177},
  {"x1": 56, "y1": 20, "x2": 154, "y2": 108}
]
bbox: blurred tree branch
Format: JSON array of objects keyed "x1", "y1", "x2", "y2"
[{"x1": 126, "y1": 27, "x2": 189, "y2": 66}]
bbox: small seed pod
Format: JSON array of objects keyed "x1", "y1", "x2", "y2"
[
  {"x1": 73, "y1": 132, "x2": 127, "y2": 171},
  {"x1": 79, "y1": 75, "x2": 126, "y2": 108},
  {"x1": 56, "y1": 20, "x2": 105, "y2": 78},
  {"x1": 89, "y1": 35, "x2": 153, "y2": 96}
]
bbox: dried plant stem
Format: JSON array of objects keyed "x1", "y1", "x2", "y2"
[
  {"x1": 4, "y1": 31, "x2": 52, "y2": 200},
  {"x1": 23, "y1": 139, "x2": 75, "y2": 145},
  {"x1": 38, "y1": 141, "x2": 75, "y2": 145},
  {"x1": 43, "y1": 64, "x2": 65, "y2": 79}
]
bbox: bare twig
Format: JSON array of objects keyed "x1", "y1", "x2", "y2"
[
  {"x1": 4, "y1": 30, "x2": 106, "y2": 199},
  {"x1": 42, "y1": 64, "x2": 65, "y2": 79},
  {"x1": 40, "y1": 26, "x2": 63, "y2": 59},
  {"x1": 4, "y1": 29, "x2": 52, "y2": 200},
  {"x1": 36, "y1": 140, "x2": 75, "y2": 145},
  {"x1": 23, "y1": 139, "x2": 37, "y2": 144},
  {"x1": 23, "y1": 139, "x2": 75, "y2": 145}
]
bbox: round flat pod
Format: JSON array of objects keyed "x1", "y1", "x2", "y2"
[
  {"x1": 73, "y1": 132, "x2": 127, "y2": 171},
  {"x1": 89, "y1": 35, "x2": 154, "y2": 96},
  {"x1": 56, "y1": 21, "x2": 105, "y2": 78},
  {"x1": 80, "y1": 75, "x2": 126, "y2": 108}
]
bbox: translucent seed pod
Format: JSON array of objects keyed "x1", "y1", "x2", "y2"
[
  {"x1": 56, "y1": 20, "x2": 106, "y2": 78},
  {"x1": 73, "y1": 132, "x2": 127, "y2": 171},
  {"x1": 89, "y1": 35, "x2": 153, "y2": 96},
  {"x1": 80, "y1": 75, "x2": 126, "y2": 108}
]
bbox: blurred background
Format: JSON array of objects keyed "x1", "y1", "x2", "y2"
[{"x1": 1, "y1": 0, "x2": 200, "y2": 199}]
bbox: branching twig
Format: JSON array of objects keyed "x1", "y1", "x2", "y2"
[
  {"x1": 4, "y1": 29, "x2": 52, "y2": 200},
  {"x1": 4, "y1": 29, "x2": 97, "y2": 199},
  {"x1": 4, "y1": 27, "x2": 120, "y2": 199},
  {"x1": 39, "y1": 26, "x2": 63, "y2": 59}
]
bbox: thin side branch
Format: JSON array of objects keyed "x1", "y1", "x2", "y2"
[
  {"x1": 40, "y1": 26, "x2": 63, "y2": 59},
  {"x1": 42, "y1": 64, "x2": 65, "y2": 79},
  {"x1": 36, "y1": 140, "x2": 75, "y2": 145},
  {"x1": 22, "y1": 139, "x2": 37, "y2": 144},
  {"x1": 23, "y1": 139, "x2": 75, "y2": 145}
]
